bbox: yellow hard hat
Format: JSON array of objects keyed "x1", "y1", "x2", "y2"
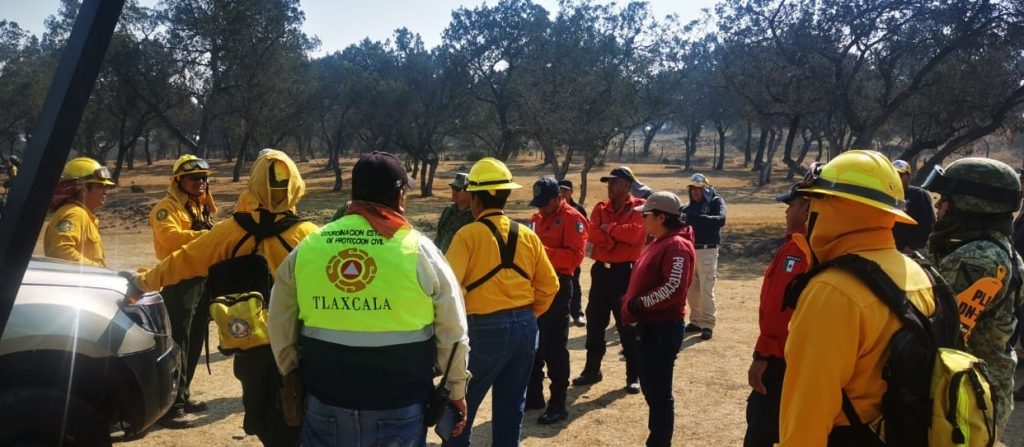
[
  {"x1": 465, "y1": 157, "x2": 522, "y2": 192},
  {"x1": 62, "y1": 157, "x2": 115, "y2": 186},
  {"x1": 172, "y1": 154, "x2": 213, "y2": 177},
  {"x1": 797, "y1": 150, "x2": 915, "y2": 224}
]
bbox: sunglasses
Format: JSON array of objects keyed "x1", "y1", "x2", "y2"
[
  {"x1": 183, "y1": 173, "x2": 209, "y2": 182},
  {"x1": 177, "y1": 159, "x2": 210, "y2": 174}
]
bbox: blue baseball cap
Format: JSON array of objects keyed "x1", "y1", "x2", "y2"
[{"x1": 530, "y1": 177, "x2": 561, "y2": 207}]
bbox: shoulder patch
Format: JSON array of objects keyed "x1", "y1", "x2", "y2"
[
  {"x1": 783, "y1": 255, "x2": 801, "y2": 272},
  {"x1": 576, "y1": 221, "x2": 584, "y2": 233},
  {"x1": 156, "y1": 209, "x2": 169, "y2": 221},
  {"x1": 56, "y1": 219, "x2": 73, "y2": 233}
]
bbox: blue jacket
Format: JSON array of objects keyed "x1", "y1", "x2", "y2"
[{"x1": 682, "y1": 186, "x2": 726, "y2": 245}]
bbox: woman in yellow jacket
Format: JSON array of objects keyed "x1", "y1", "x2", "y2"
[{"x1": 44, "y1": 157, "x2": 115, "y2": 267}]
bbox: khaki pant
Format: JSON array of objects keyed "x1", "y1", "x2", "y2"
[{"x1": 686, "y1": 247, "x2": 718, "y2": 329}]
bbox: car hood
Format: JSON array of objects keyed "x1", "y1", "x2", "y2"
[{"x1": 22, "y1": 256, "x2": 127, "y2": 292}]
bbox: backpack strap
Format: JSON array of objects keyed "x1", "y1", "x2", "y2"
[
  {"x1": 230, "y1": 209, "x2": 307, "y2": 257},
  {"x1": 464, "y1": 215, "x2": 530, "y2": 293}
]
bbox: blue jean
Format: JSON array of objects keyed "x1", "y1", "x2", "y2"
[
  {"x1": 449, "y1": 309, "x2": 539, "y2": 447},
  {"x1": 301, "y1": 394, "x2": 426, "y2": 447},
  {"x1": 636, "y1": 321, "x2": 684, "y2": 447}
]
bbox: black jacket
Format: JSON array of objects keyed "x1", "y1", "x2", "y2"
[
  {"x1": 892, "y1": 185, "x2": 935, "y2": 251},
  {"x1": 682, "y1": 187, "x2": 726, "y2": 245}
]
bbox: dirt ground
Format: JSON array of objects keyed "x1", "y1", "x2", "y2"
[{"x1": 34, "y1": 157, "x2": 1024, "y2": 446}]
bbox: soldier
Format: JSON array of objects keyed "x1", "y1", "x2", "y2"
[
  {"x1": 435, "y1": 172, "x2": 474, "y2": 253},
  {"x1": 149, "y1": 155, "x2": 217, "y2": 428},
  {"x1": 923, "y1": 157, "x2": 1024, "y2": 436},
  {"x1": 558, "y1": 179, "x2": 588, "y2": 327}
]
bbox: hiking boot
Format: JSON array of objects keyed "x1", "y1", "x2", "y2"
[
  {"x1": 572, "y1": 371, "x2": 603, "y2": 386},
  {"x1": 537, "y1": 406, "x2": 568, "y2": 425},
  {"x1": 158, "y1": 407, "x2": 192, "y2": 429},
  {"x1": 573, "y1": 316, "x2": 587, "y2": 328},
  {"x1": 625, "y1": 381, "x2": 641, "y2": 394},
  {"x1": 701, "y1": 328, "x2": 713, "y2": 340},
  {"x1": 685, "y1": 323, "x2": 701, "y2": 333},
  {"x1": 183, "y1": 399, "x2": 208, "y2": 413}
]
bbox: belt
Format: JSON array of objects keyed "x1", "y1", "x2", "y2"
[
  {"x1": 466, "y1": 305, "x2": 531, "y2": 321},
  {"x1": 694, "y1": 244, "x2": 717, "y2": 249},
  {"x1": 595, "y1": 261, "x2": 633, "y2": 269}
]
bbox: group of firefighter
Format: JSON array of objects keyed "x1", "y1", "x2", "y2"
[{"x1": 35, "y1": 146, "x2": 1024, "y2": 446}]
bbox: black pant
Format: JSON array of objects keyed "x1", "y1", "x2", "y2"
[
  {"x1": 584, "y1": 262, "x2": 638, "y2": 382},
  {"x1": 636, "y1": 321, "x2": 684, "y2": 447},
  {"x1": 162, "y1": 276, "x2": 208, "y2": 410},
  {"x1": 744, "y1": 357, "x2": 786, "y2": 447},
  {"x1": 233, "y1": 345, "x2": 300, "y2": 447},
  {"x1": 570, "y1": 266, "x2": 583, "y2": 319},
  {"x1": 529, "y1": 275, "x2": 572, "y2": 407}
]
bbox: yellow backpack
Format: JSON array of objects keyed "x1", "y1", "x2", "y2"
[
  {"x1": 205, "y1": 210, "x2": 304, "y2": 354},
  {"x1": 929, "y1": 348, "x2": 996, "y2": 446}
]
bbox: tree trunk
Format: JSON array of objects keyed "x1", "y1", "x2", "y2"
[
  {"x1": 753, "y1": 127, "x2": 769, "y2": 171},
  {"x1": 579, "y1": 157, "x2": 594, "y2": 206},
  {"x1": 331, "y1": 146, "x2": 343, "y2": 192},
  {"x1": 759, "y1": 130, "x2": 782, "y2": 186},
  {"x1": 787, "y1": 130, "x2": 814, "y2": 180},
  {"x1": 642, "y1": 122, "x2": 663, "y2": 157},
  {"x1": 715, "y1": 123, "x2": 726, "y2": 170},
  {"x1": 232, "y1": 132, "x2": 251, "y2": 182},
  {"x1": 144, "y1": 130, "x2": 152, "y2": 165},
  {"x1": 421, "y1": 155, "x2": 438, "y2": 197},
  {"x1": 743, "y1": 121, "x2": 753, "y2": 167}
]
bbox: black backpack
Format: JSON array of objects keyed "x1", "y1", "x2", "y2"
[
  {"x1": 784, "y1": 253, "x2": 984, "y2": 446},
  {"x1": 205, "y1": 209, "x2": 305, "y2": 354}
]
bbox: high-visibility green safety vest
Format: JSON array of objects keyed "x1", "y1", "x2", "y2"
[{"x1": 295, "y1": 214, "x2": 433, "y2": 347}]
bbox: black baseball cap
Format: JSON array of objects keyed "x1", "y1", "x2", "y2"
[
  {"x1": 530, "y1": 177, "x2": 561, "y2": 207},
  {"x1": 558, "y1": 179, "x2": 573, "y2": 190},
  {"x1": 352, "y1": 151, "x2": 414, "y2": 196},
  {"x1": 600, "y1": 166, "x2": 636, "y2": 183},
  {"x1": 775, "y1": 184, "x2": 802, "y2": 204}
]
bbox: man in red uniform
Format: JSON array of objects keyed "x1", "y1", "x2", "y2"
[
  {"x1": 526, "y1": 177, "x2": 587, "y2": 424},
  {"x1": 621, "y1": 191, "x2": 695, "y2": 447},
  {"x1": 573, "y1": 167, "x2": 647, "y2": 393},
  {"x1": 743, "y1": 185, "x2": 809, "y2": 447}
]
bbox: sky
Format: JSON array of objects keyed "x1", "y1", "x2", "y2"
[{"x1": 1, "y1": 0, "x2": 718, "y2": 54}]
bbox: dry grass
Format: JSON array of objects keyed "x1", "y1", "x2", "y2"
[{"x1": 30, "y1": 157, "x2": 1022, "y2": 446}]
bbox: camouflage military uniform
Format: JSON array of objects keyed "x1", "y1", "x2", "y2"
[
  {"x1": 935, "y1": 237, "x2": 1024, "y2": 432},
  {"x1": 925, "y1": 157, "x2": 1024, "y2": 436},
  {"x1": 434, "y1": 203, "x2": 473, "y2": 253}
]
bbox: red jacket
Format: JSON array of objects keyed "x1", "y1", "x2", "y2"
[
  {"x1": 621, "y1": 226, "x2": 696, "y2": 325},
  {"x1": 589, "y1": 195, "x2": 647, "y2": 264},
  {"x1": 530, "y1": 201, "x2": 588, "y2": 276},
  {"x1": 754, "y1": 230, "x2": 807, "y2": 359}
]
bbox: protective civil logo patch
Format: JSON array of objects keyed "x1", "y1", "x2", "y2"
[
  {"x1": 156, "y1": 209, "x2": 169, "y2": 221},
  {"x1": 576, "y1": 221, "x2": 584, "y2": 233},
  {"x1": 57, "y1": 219, "x2": 73, "y2": 233},
  {"x1": 326, "y1": 247, "x2": 378, "y2": 293},
  {"x1": 784, "y1": 255, "x2": 801, "y2": 272},
  {"x1": 229, "y1": 318, "x2": 250, "y2": 338}
]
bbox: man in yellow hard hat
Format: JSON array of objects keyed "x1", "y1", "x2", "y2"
[
  {"x1": 129, "y1": 150, "x2": 318, "y2": 446},
  {"x1": 44, "y1": 156, "x2": 115, "y2": 267},
  {"x1": 778, "y1": 150, "x2": 943, "y2": 445},
  {"x1": 149, "y1": 154, "x2": 217, "y2": 427},
  {"x1": 445, "y1": 157, "x2": 559, "y2": 447}
]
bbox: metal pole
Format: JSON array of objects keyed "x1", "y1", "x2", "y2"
[{"x1": 0, "y1": 0, "x2": 126, "y2": 333}]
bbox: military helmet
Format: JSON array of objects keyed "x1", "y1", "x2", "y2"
[
  {"x1": 922, "y1": 157, "x2": 1022, "y2": 213},
  {"x1": 62, "y1": 157, "x2": 115, "y2": 186},
  {"x1": 796, "y1": 150, "x2": 915, "y2": 223}
]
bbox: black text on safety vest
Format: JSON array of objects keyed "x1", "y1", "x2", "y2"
[{"x1": 311, "y1": 295, "x2": 392, "y2": 311}]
